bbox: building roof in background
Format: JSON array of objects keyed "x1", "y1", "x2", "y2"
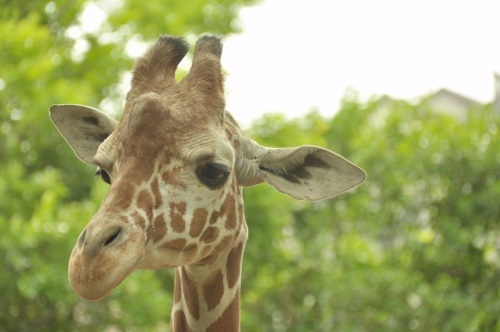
[{"x1": 427, "y1": 88, "x2": 481, "y2": 109}]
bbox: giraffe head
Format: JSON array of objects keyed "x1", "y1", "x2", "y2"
[{"x1": 50, "y1": 35, "x2": 365, "y2": 301}]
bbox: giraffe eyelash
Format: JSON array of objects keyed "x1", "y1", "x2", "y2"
[{"x1": 95, "y1": 168, "x2": 111, "y2": 185}]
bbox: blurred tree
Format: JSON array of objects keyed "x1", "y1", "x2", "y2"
[
  {"x1": 0, "y1": 0, "x2": 258, "y2": 330},
  {"x1": 242, "y1": 97, "x2": 499, "y2": 331}
]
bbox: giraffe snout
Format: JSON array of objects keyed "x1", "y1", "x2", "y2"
[{"x1": 69, "y1": 221, "x2": 145, "y2": 301}]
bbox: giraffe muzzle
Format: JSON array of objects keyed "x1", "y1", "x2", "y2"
[{"x1": 68, "y1": 221, "x2": 145, "y2": 301}]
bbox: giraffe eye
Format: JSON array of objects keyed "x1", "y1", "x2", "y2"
[
  {"x1": 95, "y1": 168, "x2": 111, "y2": 185},
  {"x1": 197, "y1": 163, "x2": 230, "y2": 189}
]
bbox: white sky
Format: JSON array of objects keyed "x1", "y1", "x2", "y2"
[{"x1": 222, "y1": 0, "x2": 500, "y2": 127}]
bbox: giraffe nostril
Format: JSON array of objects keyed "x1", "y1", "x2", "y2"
[
  {"x1": 78, "y1": 229, "x2": 87, "y2": 247},
  {"x1": 103, "y1": 228, "x2": 122, "y2": 247}
]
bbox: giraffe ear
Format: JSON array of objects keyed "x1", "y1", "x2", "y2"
[
  {"x1": 50, "y1": 104, "x2": 118, "y2": 165},
  {"x1": 238, "y1": 145, "x2": 366, "y2": 201}
]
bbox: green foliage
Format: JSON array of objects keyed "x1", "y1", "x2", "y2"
[
  {"x1": 1, "y1": 0, "x2": 498, "y2": 330},
  {"x1": 242, "y1": 96, "x2": 499, "y2": 331}
]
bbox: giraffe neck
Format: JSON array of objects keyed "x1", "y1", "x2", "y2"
[{"x1": 170, "y1": 227, "x2": 247, "y2": 331}]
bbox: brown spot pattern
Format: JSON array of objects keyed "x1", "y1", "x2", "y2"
[
  {"x1": 146, "y1": 220, "x2": 154, "y2": 243},
  {"x1": 220, "y1": 193, "x2": 237, "y2": 230},
  {"x1": 206, "y1": 290, "x2": 240, "y2": 332},
  {"x1": 173, "y1": 310, "x2": 192, "y2": 332},
  {"x1": 131, "y1": 211, "x2": 146, "y2": 230},
  {"x1": 203, "y1": 270, "x2": 224, "y2": 310},
  {"x1": 226, "y1": 241, "x2": 244, "y2": 289},
  {"x1": 170, "y1": 202, "x2": 186, "y2": 232},
  {"x1": 212, "y1": 235, "x2": 233, "y2": 254},
  {"x1": 152, "y1": 213, "x2": 167, "y2": 243},
  {"x1": 162, "y1": 238, "x2": 187, "y2": 251},
  {"x1": 136, "y1": 189, "x2": 153, "y2": 221},
  {"x1": 189, "y1": 208, "x2": 208, "y2": 237},
  {"x1": 150, "y1": 177, "x2": 163, "y2": 208},
  {"x1": 208, "y1": 210, "x2": 220, "y2": 225},
  {"x1": 108, "y1": 182, "x2": 134, "y2": 211},
  {"x1": 162, "y1": 166, "x2": 186, "y2": 188},
  {"x1": 174, "y1": 269, "x2": 182, "y2": 303},
  {"x1": 181, "y1": 267, "x2": 200, "y2": 320},
  {"x1": 200, "y1": 227, "x2": 219, "y2": 244}
]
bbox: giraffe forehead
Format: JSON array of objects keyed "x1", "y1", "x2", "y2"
[
  {"x1": 126, "y1": 89, "x2": 221, "y2": 128},
  {"x1": 124, "y1": 94, "x2": 210, "y2": 142},
  {"x1": 115, "y1": 96, "x2": 227, "y2": 164}
]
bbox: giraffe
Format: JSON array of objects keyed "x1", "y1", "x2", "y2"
[{"x1": 50, "y1": 35, "x2": 365, "y2": 331}]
